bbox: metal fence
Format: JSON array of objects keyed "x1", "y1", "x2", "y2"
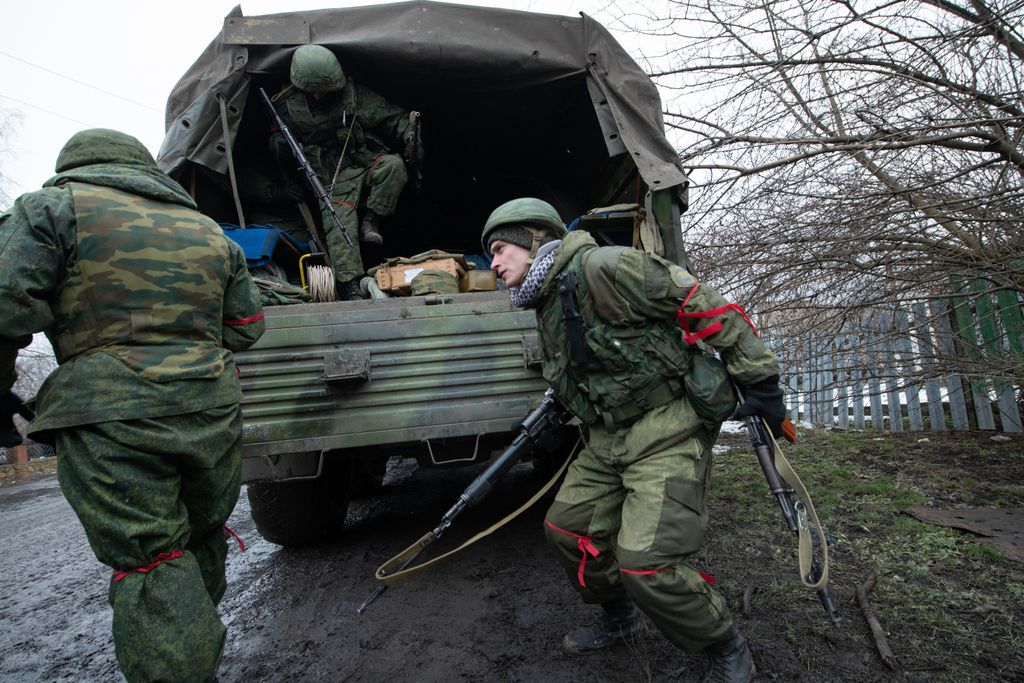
[{"x1": 767, "y1": 293, "x2": 1023, "y2": 433}]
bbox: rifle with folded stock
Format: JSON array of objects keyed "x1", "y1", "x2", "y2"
[{"x1": 357, "y1": 388, "x2": 571, "y2": 613}]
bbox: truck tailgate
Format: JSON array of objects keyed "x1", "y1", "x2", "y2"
[{"x1": 233, "y1": 292, "x2": 546, "y2": 457}]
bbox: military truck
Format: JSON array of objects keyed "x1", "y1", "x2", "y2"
[{"x1": 157, "y1": 2, "x2": 690, "y2": 547}]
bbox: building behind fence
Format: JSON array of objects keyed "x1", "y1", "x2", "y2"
[{"x1": 769, "y1": 289, "x2": 1023, "y2": 433}]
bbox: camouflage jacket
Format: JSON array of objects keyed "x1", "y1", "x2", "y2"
[
  {"x1": 270, "y1": 81, "x2": 412, "y2": 177},
  {"x1": 0, "y1": 162, "x2": 265, "y2": 436},
  {"x1": 533, "y1": 231, "x2": 779, "y2": 424}
]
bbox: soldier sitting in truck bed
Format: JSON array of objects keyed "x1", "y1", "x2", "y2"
[{"x1": 267, "y1": 44, "x2": 421, "y2": 301}]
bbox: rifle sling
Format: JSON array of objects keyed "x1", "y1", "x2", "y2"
[
  {"x1": 373, "y1": 432, "x2": 582, "y2": 587},
  {"x1": 764, "y1": 419, "x2": 830, "y2": 590}
]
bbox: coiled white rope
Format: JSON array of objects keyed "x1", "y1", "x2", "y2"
[{"x1": 307, "y1": 265, "x2": 337, "y2": 302}]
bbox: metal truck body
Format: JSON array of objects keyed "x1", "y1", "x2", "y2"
[{"x1": 157, "y1": 1, "x2": 688, "y2": 545}]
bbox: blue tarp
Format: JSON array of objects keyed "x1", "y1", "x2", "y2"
[{"x1": 220, "y1": 224, "x2": 310, "y2": 267}]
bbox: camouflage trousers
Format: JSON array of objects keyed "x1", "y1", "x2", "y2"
[
  {"x1": 54, "y1": 404, "x2": 242, "y2": 683},
  {"x1": 543, "y1": 397, "x2": 732, "y2": 653},
  {"x1": 323, "y1": 153, "x2": 408, "y2": 283}
]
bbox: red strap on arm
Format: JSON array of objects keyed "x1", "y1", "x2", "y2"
[
  {"x1": 224, "y1": 312, "x2": 265, "y2": 326},
  {"x1": 676, "y1": 284, "x2": 759, "y2": 344}
]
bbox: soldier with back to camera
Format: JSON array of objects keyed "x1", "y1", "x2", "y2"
[{"x1": 0, "y1": 128, "x2": 265, "y2": 683}]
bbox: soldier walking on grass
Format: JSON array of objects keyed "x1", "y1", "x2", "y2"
[
  {"x1": 0, "y1": 128, "x2": 265, "y2": 682},
  {"x1": 482, "y1": 198, "x2": 788, "y2": 682}
]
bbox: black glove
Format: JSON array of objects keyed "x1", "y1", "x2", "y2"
[
  {"x1": 268, "y1": 183, "x2": 305, "y2": 204},
  {"x1": 0, "y1": 390, "x2": 35, "y2": 449},
  {"x1": 732, "y1": 375, "x2": 787, "y2": 438}
]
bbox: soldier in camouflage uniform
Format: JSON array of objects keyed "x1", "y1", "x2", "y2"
[
  {"x1": 482, "y1": 198, "x2": 788, "y2": 683},
  {"x1": 0, "y1": 129, "x2": 265, "y2": 683},
  {"x1": 269, "y1": 44, "x2": 419, "y2": 300}
]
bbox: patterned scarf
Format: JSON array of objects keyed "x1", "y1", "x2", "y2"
[{"x1": 509, "y1": 240, "x2": 561, "y2": 308}]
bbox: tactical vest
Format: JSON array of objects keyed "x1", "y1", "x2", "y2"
[
  {"x1": 51, "y1": 183, "x2": 232, "y2": 382},
  {"x1": 536, "y1": 246, "x2": 693, "y2": 431}
]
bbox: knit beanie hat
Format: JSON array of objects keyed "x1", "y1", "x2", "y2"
[{"x1": 486, "y1": 225, "x2": 534, "y2": 251}]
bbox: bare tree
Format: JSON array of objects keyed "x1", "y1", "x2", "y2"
[
  {"x1": 0, "y1": 107, "x2": 23, "y2": 209},
  {"x1": 625, "y1": 0, "x2": 1023, "y2": 386}
]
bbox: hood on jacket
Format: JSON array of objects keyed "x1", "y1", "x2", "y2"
[{"x1": 46, "y1": 128, "x2": 197, "y2": 209}]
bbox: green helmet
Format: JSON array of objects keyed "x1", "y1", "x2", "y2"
[
  {"x1": 290, "y1": 45, "x2": 346, "y2": 94},
  {"x1": 55, "y1": 128, "x2": 156, "y2": 173},
  {"x1": 481, "y1": 197, "x2": 566, "y2": 252}
]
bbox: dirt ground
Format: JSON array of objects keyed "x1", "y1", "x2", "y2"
[{"x1": 1, "y1": 427, "x2": 1021, "y2": 682}]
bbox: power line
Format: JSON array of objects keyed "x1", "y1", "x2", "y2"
[
  {"x1": 0, "y1": 49, "x2": 162, "y2": 113},
  {"x1": 0, "y1": 93, "x2": 100, "y2": 129}
]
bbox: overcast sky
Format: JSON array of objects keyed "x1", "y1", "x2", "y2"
[{"x1": 0, "y1": 0, "x2": 646, "y2": 206}]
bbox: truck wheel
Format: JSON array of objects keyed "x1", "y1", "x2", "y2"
[
  {"x1": 349, "y1": 455, "x2": 387, "y2": 499},
  {"x1": 247, "y1": 460, "x2": 352, "y2": 547}
]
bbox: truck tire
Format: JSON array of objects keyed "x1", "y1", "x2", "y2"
[
  {"x1": 247, "y1": 460, "x2": 353, "y2": 547},
  {"x1": 348, "y1": 454, "x2": 387, "y2": 499}
]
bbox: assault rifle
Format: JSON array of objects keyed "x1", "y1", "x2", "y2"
[
  {"x1": 357, "y1": 388, "x2": 571, "y2": 613},
  {"x1": 736, "y1": 387, "x2": 842, "y2": 626},
  {"x1": 259, "y1": 87, "x2": 352, "y2": 257}
]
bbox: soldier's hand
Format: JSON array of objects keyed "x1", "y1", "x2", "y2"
[
  {"x1": 732, "y1": 375, "x2": 787, "y2": 438},
  {"x1": 0, "y1": 391, "x2": 34, "y2": 449}
]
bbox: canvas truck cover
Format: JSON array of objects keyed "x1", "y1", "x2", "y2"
[{"x1": 157, "y1": 1, "x2": 685, "y2": 193}]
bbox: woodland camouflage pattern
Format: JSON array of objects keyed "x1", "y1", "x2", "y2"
[
  {"x1": 0, "y1": 128, "x2": 264, "y2": 683},
  {"x1": 0, "y1": 129, "x2": 265, "y2": 434}
]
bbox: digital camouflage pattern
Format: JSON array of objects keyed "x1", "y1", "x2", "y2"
[
  {"x1": 0, "y1": 128, "x2": 264, "y2": 683},
  {"x1": 56, "y1": 405, "x2": 242, "y2": 683},
  {"x1": 54, "y1": 127, "x2": 158, "y2": 173},
  {"x1": 270, "y1": 80, "x2": 412, "y2": 282},
  {"x1": 498, "y1": 228, "x2": 779, "y2": 653}
]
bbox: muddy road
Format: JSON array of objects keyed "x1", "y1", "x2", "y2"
[
  {"x1": 0, "y1": 457, "x2": 695, "y2": 682},
  {"x1": 1, "y1": 435, "x2": 936, "y2": 682}
]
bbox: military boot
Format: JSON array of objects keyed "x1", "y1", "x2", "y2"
[
  {"x1": 701, "y1": 626, "x2": 755, "y2": 683},
  {"x1": 359, "y1": 210, "x2": 384, "y2": 246},
  {"x1": 338, "y1": 277, "x2": 363, "y2": 301},
  {"x1": 562, "y1": 594, "x2": 644, "y2": 655}
]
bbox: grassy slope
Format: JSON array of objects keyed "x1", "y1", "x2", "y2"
[{"x1": 700, "y1": 428, "x2": 1024, "y2": 682}]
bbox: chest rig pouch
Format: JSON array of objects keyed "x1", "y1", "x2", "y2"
[{"x1": 543, "y1": 252, "x2": 690, "y2": 432}]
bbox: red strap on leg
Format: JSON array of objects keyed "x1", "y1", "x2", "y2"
[
  {"x1": 112, "y1": 550, "x2": 184, "y2": 583},
  {"x1": 545, "y1": 519, "x2": 600, "y2": 588},
  {"x1": 621, "y1": 564, "x2": 717, "y2": 584},
  {"x1": 224, "y1": 524, "x2": 246, "y2": 552}
]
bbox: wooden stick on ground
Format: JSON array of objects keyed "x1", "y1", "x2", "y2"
[
  {"x1": 742, "y1": 584, "x2": 756, "y2": 617},
  {"x1": 856, "y1": 572, "x2": 898, "y2": 670}
]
